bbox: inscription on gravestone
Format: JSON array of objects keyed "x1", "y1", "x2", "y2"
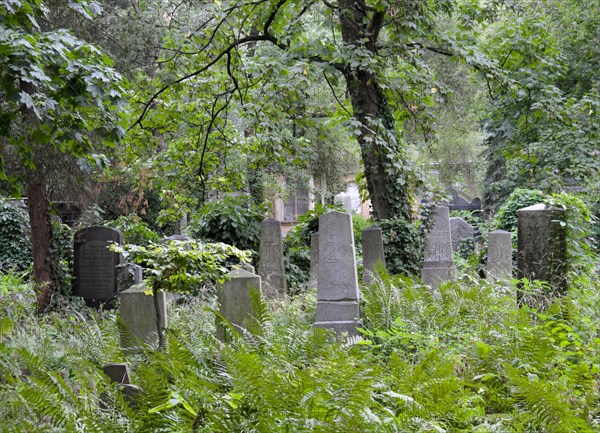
[
  {"x1": 74, "y1": 227, "x2": 122, "y2": 308},
  {"x1": 421, "y1": 206, "x2": 456, "y2": 289}
]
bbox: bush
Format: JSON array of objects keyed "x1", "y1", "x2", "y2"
[
  {"x1": 493, "y1": 188, "x2": 547, "y2": 234},
  {"x1": 0, "y1": 199, "x2": 32, "y2": 274},
  {"x1": 188, "y1": 196, "x2": 268, "y2": 257},
  {"x1": 379, "y1": 216, "x2": 423, "y2": 277},
  {"x1": 105, "y1": 215, "x2": 161, "y2": 246}
]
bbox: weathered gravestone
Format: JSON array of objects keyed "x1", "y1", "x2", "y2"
[
  {"x1": 258, "y1": 219, "x2": 286, "y2": 298},
  {"x1": 216, "y1": 269, "x2": 262, "y2": 341},
  {"x1": 309, "y1": 232, "x2": 319, "y2": 289},
  {"x1": 362, "y1": 227, "x2": 386, "y2": 284},
  {"x1": 517, "y1": 204, "x2": 567, "y2": 303},
  {"x1": 421, "y1": 206, "x2": 456, "y2": 289},
  {"x1": 119, "y1": 284, "x2": 167, "y2": 349},
  {"x1": 117, "y1": 263, "x2": 143, "y2": 293},
  {"x1": 74, "y1": 226, "x2": 123, "y2": 308},
  {"x1": 102, "y1": 363, "x2": 140, "y2": 407},
  {"x1": 449, "y1": 217, "x2": 476, "y2": 254},
  {"x1": 315, "y1": 211, "x2": 361, "y2": 336},
  {"x1": 487, "y1": 230, "x2": 513, "y2": 280},
  {"x1": 335, "y1": 193, "x2": 353, "y2": 214}
]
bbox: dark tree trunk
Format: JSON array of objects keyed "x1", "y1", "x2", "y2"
[
  {"x1": 27, "y1": 174, "x2": 57, "y2": 312},
  {"x1": 337, "y1": 0, "x2": 408, "y2": 221}
]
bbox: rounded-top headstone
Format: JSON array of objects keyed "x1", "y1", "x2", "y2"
[{"x1": 74, "y1": 226, "x2": 123, "y2": 308}]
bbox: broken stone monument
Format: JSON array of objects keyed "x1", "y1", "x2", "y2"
[
  {"x1": 362, "y1": 227, "x2": 386, "y2": 284},
  {"x1": 421, "y1": 206, "x2": 456, "y2": 289},
  {"x1": 315, "y1": 211, "x2": 361, "y2": 336},
  {"x1": 102, "y1": 363, "x2": 140, "y2": 407},
  {"x1": 258, "y1": 218, "x2": 286, "y2": 298},
  {"x1": 74, "y1": 226, "x2": 123, "y2": 308},
  {"x1": 517, "y1": 203, "x2": 567, "y2": 303}
]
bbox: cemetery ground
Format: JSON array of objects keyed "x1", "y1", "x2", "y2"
[{"x1": 3, "y1": 263, "x2": 600, "y2": 431}]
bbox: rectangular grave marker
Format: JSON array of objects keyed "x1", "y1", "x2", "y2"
[{"x1": 421, "y1": 206, "x2": 456, "y2": 289}]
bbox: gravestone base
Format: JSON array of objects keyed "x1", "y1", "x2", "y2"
[
  {"x1": 421, "y1": 262, "x2": 456, "y2": 288},
  {"x1": 314, "y1": 320, "x2": 361, "y2": 336}
]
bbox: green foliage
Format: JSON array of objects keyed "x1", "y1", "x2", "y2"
[
  {"x1": 493, "y1": 188, "x2": 547, "y2": 234},
  {"x1": 188, "y1": 196, "x2": 268, "y2": 257},
  {"x1": 379, "y1": 216, "x2": 423, "y2": 277},
  {"x1": 113, "y1": 239, "x2": 251, "y2": 297},
  {"x1": 49, "y1": 217, "x2": 73, "y2": 299},
  {"x1": 0, "y1": 198, "x2": 31, "y2": 273},
  {"x1": 105, "y1": 215, "x2": 160, "y2": 247}
]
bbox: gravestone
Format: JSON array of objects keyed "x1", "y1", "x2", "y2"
[
  {"x1": 74, "y1": 226, "x2": 123, "y2": 308},
  {"x1": 517, "y1": 204, "x2": 567, "y2": 301},
  {"x1": 487, "y1": 230, "x2": 512, "y2": 280},
  {"x1": 315, "y1": 211, "x2": 360, "y2": 336},
  {"x1": 334, "y1": 193, "x2": 353, "y2": 214},
  {"x1": 243, "y1": 263, "x2": 256, "y2": 274},
  {"x1": 217, "y1": 269, "x2": 262, "y2": 341},
  {"x1": 119, "y1": 284, "x2": 167, "y2": 349},
  {"x1": 362, "y1": 227, "x2": 386, "y2": 284},
  {"x1": 162, "y1": 234, "x2": 192, "y2": 243},
  {"x1": 309, "y1": 232, "x2": 319, "y2": 289},
  {"x1": 421, "y1": 206, "x2": 456, "y2": 289},
  {"x1": 449, "y1": 217, "x2": 476, "y2": 253},
  {"x1": 102, "y1": 363, "x2": 140, "y2": 407},
  {"x1": 258, "y1": 219, "x2": 286, "y2": 298},
  {"x1": 117, "y1": 263, "x2": 143, "y2": 293}
]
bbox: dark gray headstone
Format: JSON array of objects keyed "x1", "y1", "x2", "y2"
[
  {"x1": 119, "y1": 284, "x2": 167, "y2": 349},
  {"x1": 517, "y1": 204, "x2": 567, "y2": 302},
  {"x1": 421, "y1": 206, "x2": 456, "y2": 289},
  {"x1": 450, "y1": 217, "x2": 475, "y2": 253},
  {"x1": 258, "y1": 219, "x2": 286, "y2": 298},
  {"x1": 362, "y1": 227, "x2": 386, "y2": 284},
  {"x1": 487, "y1": 230, "x2": 512, "y2": 280},
  {"x1": 117, "y1": 263, "x2": 143, "y2": 293},
  {"x1": 217, "y1": 269, "x2": 262, "y2": 341},
  {"x1": 315, "y1": 211, "x2": 360, "y2": 336},
  {"x1": 74, "y1": 226, "x2": 123, "y2": 308},
  {"x1": 102, "y1": 363, "x2": 140, "y2": 407}
]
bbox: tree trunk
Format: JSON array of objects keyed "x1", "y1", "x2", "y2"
[
  {"x1": 27, "y1": 174, "x2": 56, "y2": 312},
  {"x1": 337, "y1": 0, "x2": 408, "y2": 221}
]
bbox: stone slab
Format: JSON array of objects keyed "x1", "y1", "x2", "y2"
[
  {"x1": 362, "y1": 227, "x2": 386, "y2": 283},
  {"x1": 258, "y1": 219, "x2": 286, "y2": 298},
  {"x1": 119, "y1": 284, "x2": 167, "y2": 348}
]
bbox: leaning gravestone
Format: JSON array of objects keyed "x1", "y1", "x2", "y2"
[
  {"x1": 102, "y1": 363, "x2": 140, "y2": 407},
  {"x1": 309, "y1": 232, "x2": 319, "y2": 289},
  {"x1": 315, "y1": 211, "x2": 361, "y2": 336},
  {"x1": 119, "y1": 284, "x2": 167, "y2": 349},
  {"x1": 258, "y1": 219, "x2": 286, "y2": 298},
  {"x1": 362, "y1": 227, "x2": 386, "y2": 284},
  {"x1": 421, "y1": 206, "x2": 456, "y2": 289},
  {"x1": 217, "y1": 269, "x2": 262, "y2": 341},
  {"x1": 74, "y1": 226, "x2": 123, "y2": 308},
  {"x1": 517, "y1": 204, "x2": 567, "y2": 302},
  {"x1": 449, "y1": 217, "x2": 476, "y2": 254},
  {"x1": 487, "y1": 230, "x2": 512, "y2": 280}
]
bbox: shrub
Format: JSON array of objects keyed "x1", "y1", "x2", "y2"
[
  {"x1": 0, "y1": 199, "x2": 32, "y2": 273},
  {"x1": 105, "y1": 215, "x2": 161, "y2": 246},
  {"x1": 493, "y1": 188, "x2": 547, "y2": 234}
]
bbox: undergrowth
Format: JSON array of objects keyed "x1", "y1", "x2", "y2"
[{"x1": 1, "y1": 269, "x2": 600, "y2": 432}]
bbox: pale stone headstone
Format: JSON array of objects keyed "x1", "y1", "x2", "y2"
[
  {"x1": 362, "y1": 227, "x2": 386, "y2": 284},
  {"x1": 243, "y1": 263, "x2": 256, "y2": 273},
  {"x1": 258, "y1": 219, "x2": 286, "y2": 298},
  {"x1": 487, "y1": 230, "x2": 512, "y2": 280},
  {"x1": 449, "y1": 217, "x2": 475, "y2": 253},
  {"x1": 517, "y1": 204, "x2": 567, "y2": 301},
  {"x1": 119, "y1": 284, "x2": 167, "y2": 348},
  {"x1": 74, "y1": 226, "x2": 123, "y2": 308},
  {"x1": 162, "y1": 234, "x2": 192, "y2": 243},
  {"x1": 216, "y1": 269, "x2": 262, "y2": 341},
  {"x1": 308, "y1": 232, "x2": 319, "y2": 288},
  {"x1": 335, "y1": 193, "x2": 353, "y2": 214},
  {"x1": 315, "y1": 211, "x2": 360, "y2": 335},
  {"x1": 421, "y1": 206, "x2": 456, "y2": 288}
]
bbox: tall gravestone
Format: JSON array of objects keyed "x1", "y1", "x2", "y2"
[
  {"x1": 74, "y1": 226, "x2": 123, "y2": 308},
  {"x1": 217, "y1": 269, "x2": 262, "y2": 341},
  {"x1": 487, "y1": 230, "x2": 512, "y2": 280},
  {"x1": 517, "y1": 204, "x2": 567, "y2": 301},
  {"x1": 315, "y1": 211, "x2": 360, "y2": 335},
  {"x1": 421, "y1": 206, "x2": 456, "y2": 289},
  {"x1": 258, "y1": 219, "x2": 286, "y2": 298},
  {"x1": 449, "y1": 217, "x2": 476, "y2": 254},
  {"x1": 309, "y1": 232, "x2": 319, "y2": 289},
  {"x1": 362, "y1": 227, "x2": 386, "y2": 284},
  {"x1": 119, "y1": 284, "x2": 167, "y2": 349}
]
